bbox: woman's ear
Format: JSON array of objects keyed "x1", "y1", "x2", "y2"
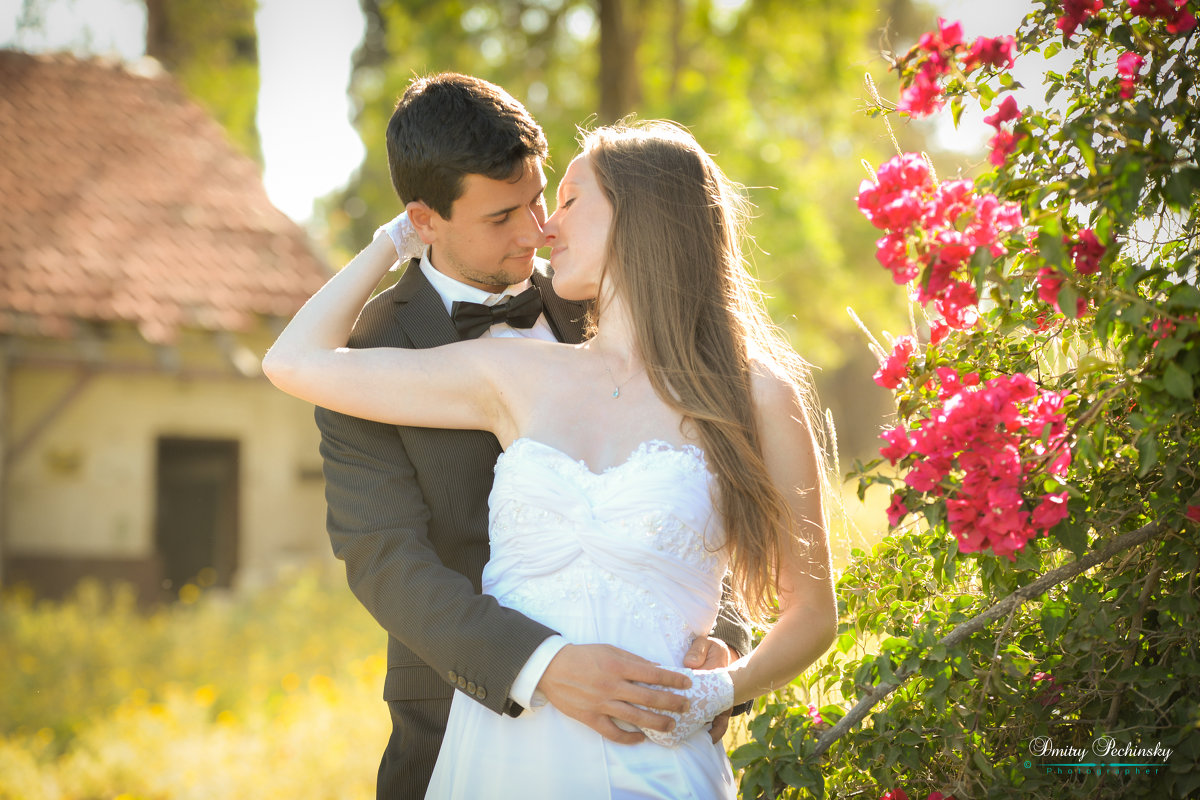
[{"x1": 405, "y1": 201, "x2": 439, "y2": 244}]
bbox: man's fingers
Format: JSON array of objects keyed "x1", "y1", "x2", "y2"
[
  {"x1": 607, "y1": 702, "x2": 677, "y2": 734},
  {"x1": 616, "y1": 660, "x2": 692, "y2": 691},
  {"x1": 621, "y1": 683, "x2": 688, "y2": 715},
  {"x1": 591, "y1": 715, "x2": 647, "y2": 745},
  {"x1": 709, "y1": 709, "x2": 732, "y2": 742}
]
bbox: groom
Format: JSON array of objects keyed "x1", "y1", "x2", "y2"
[{"x1": 316, "y1": 72, "x2": 752, "y2": 798}]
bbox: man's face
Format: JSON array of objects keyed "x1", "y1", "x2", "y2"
[{"x1": 423, "y1": 159, "x2": 548, "y2": 292}]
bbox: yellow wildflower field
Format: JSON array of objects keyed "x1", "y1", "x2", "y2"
[{"x1": 0, "y1": 565, "x2": 388, "y2": 800}]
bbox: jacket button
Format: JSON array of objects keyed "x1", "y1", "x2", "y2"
[
  {"x1": 447, "y1": 670, "x2": 458, "y2": 683},
  {"x1": 457, "y1": 676, "x2": 467, "y2": 689},
  {"x1": 476, "y1": 687, "x2": 487, "y2": 700},
  {"x1": 466, "y1": 681, "x2": 476, "y2": 694}
]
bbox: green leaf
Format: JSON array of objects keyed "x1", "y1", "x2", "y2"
[
  {"x1": 977, "y1": 82, "x2": 996, "y2": 108},
  {"x1": 818, "y1": 703, "x2": 845, "y2": 724},
  {"x1": 1136, "y1": 434, "x2": 1159, "y2": 477},
  {"x1": 1054, "y1": 519, "x2": 1089, "y2": 558},
  {"x1": 1057, "y1": 283, "x2": 1080, "y2": 318},
  {"x1": 1040, "y1": 600, "x2": 1069, "y2": 642},
  {"x1": 1163, "y1": 361, "x2": 1195, "y2": 400},
  {"x1": 1163, "y1": 168, "x2": 1200, "y2": 210},
  {"x1": 1038, "y1": 227, "x2": 1065, "y2": 267}
]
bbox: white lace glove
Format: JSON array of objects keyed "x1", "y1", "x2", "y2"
[
  {"x1": 374, "y1": 210, "x2": 427, "y2": 267},
  {"x1": 634, "y1": 666, "x2": 735, "y2": 747}
]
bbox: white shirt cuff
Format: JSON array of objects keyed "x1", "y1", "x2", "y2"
[{"x1": 509, "y1": 635, "x2": 568, "y2": 710}]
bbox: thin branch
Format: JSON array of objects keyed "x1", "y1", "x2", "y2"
[{"x1": 811, "y1": 519, "x2": 1167, "y2": 758}]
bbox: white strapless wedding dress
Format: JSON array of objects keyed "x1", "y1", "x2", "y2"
[{"x1": 425, "y1": 437, "x2": 736, "y2": 799}]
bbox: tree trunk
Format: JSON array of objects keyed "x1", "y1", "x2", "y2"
[{"x1": 598, "y1": 0, "x2": 641, "y2": 122}]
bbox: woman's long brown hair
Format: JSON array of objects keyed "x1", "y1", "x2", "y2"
[{"x1": 582, "y1": 120, "x2": 826, "y2": 622}]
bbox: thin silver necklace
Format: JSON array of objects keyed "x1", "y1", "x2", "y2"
[{"x1": 598, "y1": 350, "x2": 644, "y2": 399}]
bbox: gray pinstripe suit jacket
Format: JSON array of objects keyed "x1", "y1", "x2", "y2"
[{"x1": 316, "y1": 256, "x2": 752, "y2": 717}]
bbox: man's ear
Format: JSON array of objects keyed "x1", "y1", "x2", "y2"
[{"x1": 405, "y1": 201, "x2": 440, "y2": 244}]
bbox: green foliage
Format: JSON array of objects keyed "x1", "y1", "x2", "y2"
[
  {"x1": 734, "y1": 1, "x2": 1200, "y2": 798},
  {"x1": 147, "y1": 0, "x2": 263, "y2": 162}
]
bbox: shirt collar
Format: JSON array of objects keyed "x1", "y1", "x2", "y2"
[{"x1": 418, "y1": 251, "x2": 531, "y2": 316}]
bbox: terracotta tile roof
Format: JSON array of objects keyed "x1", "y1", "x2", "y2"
[{"x1": 0, "y1": 50, "x2": 331, "y2": 345}]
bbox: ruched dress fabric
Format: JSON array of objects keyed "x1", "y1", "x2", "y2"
[{"x1": 424, "y1": 437, "x2": 736, "y2": 799}]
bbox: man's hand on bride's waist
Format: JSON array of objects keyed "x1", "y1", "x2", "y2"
[{"x1": 535, "y1": 643, "x2": 693, "y2": 745}]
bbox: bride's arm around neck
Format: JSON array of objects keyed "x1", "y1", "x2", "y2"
[
  {"x1": 726, "y1": 368, "x2": 838, "y2": 706},
  {"x1": 262, "y1": 234, "x2": 536, "y2": 441}
]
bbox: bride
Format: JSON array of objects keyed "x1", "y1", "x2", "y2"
[{"x1": 265, "y1": 120, "x2": 837, "y2": 798}]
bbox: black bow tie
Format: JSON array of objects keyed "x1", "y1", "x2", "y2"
[{"x1": 451, "y1": 285, "x2": 543, "y2": 339}]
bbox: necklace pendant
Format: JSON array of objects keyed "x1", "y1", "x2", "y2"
[{"x1": 612, "y1": 387, "x2": 620, "y2": 399}]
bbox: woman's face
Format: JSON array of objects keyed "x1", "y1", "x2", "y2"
[{"x1": 544, "y1": 154, "x2": 613, "y2": 302}]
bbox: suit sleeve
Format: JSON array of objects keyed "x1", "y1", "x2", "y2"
[{"x1": 316, "y1": 403, "x2": 557, "y2": 716}]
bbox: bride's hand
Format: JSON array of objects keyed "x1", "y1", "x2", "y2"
[
  {"x1": 375, "y1": 210, "x2": 427, "y2": 263},
  {"x1": 639, "y1": 666, "x2": 735, "y2": 747},
  {"x1": 683, "y1": 636, "x2": 737, "y2": 741}
]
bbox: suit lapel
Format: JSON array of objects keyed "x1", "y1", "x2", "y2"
[{"x1": 391, "y1": 258, "x2": 462, "y2": 349}]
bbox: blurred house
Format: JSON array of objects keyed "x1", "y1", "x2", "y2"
[{"x1": 0, "y1": 50, "x2": 335, "y2": 601}]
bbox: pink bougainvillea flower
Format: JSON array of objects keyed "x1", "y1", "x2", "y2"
[
  {"x1": 919, "y1": 17, "x2": 965, "y2": 53},
  {"x1": 874, "y1": 336, "x2": 917, "y2": 389},
  {"x1": 1167, "y1": 9, "x2": 1198, "y2": 33},
  {"x1": 806, "y1": 703, "x2": 824, "y2": 725},
  {"x1": 1031, "y1": 491, "x2": 1071, "y2": 530},
  {"x1": 929, "y1": 318, "x2": 951, "y2": 346},
  {"x1": 1186, "y1": 505, "x2": 1200, "y2": 523},
  {"x1": 1032, "y1": 671, "x2": 1063, "y2": 706},
  {"x1": 886, "y1": 493, "x2": 910, "y2": 527},
  {"x1": 1037, "y1": 266, "x2": 1064, "y2": 306},
  {"x1": 963, "y1": 35, "x2": 1016, "y2": 70},
  {"x1": 984, "y1": 95, "x2": 1023, "y2": 166},
  {"x1": 934, "y1": 280, "x2": 980, "y2": 329},
  {"x1": 876, "y1": 234, "x2": 921, "y2": 284},
  {"x1": 880, "y1": 369, "x2": 1073, "y2": 558},
  {"x1": 1038, "y1": 267, "x2": 1087, "y2": 316},
  {"x1": 1057, "y1": 0, "x2": 1104, "y2": 38},
  {"x1": 1130, "y1": 0, "x2": 1198, "y2": 34},
  {"x1": 1116, "y1": 51, "x2": 1146, "y2": 97},
  {"x1": 881, "y1": 791, "x2": 910, "y2": 800},
  {"x1": 984, "y1": 94, "x2": 1022, "y2": 128},
  {"x1": 988, "y1": 129, "x2": 1023, "y2": 166},
  {"x1": 898, "y1": 68, "x2": 945, "y2": 116},
  {"x1": 1067, "y1": 228, "x2": 1106, "y2": 274},
  {"x1": 858, "y1": 153, "x2": 1024, "y2": 329},
  {"x1": 880, "y1": 425, "x2": 915, "y2": 463}
]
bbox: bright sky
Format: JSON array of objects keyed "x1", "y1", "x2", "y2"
[
  {"x1": 0, "y1": 0, "x2": 365, "y2": 223},
  {"x1": 0, "y1": 0, "x2": 1044, "y2": 223}
]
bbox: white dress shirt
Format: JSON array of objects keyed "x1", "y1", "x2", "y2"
[{"x1": 419, "y1": 253, "x2": 566, "y2": 710}]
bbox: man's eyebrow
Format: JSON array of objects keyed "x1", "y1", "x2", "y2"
[{"x1": 483, "y1": 183, "x2": 548, "y2": 219}]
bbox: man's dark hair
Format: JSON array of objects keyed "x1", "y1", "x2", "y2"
[{"x1": 386, "y1": 73, "x2": 548, "y2": 219}]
